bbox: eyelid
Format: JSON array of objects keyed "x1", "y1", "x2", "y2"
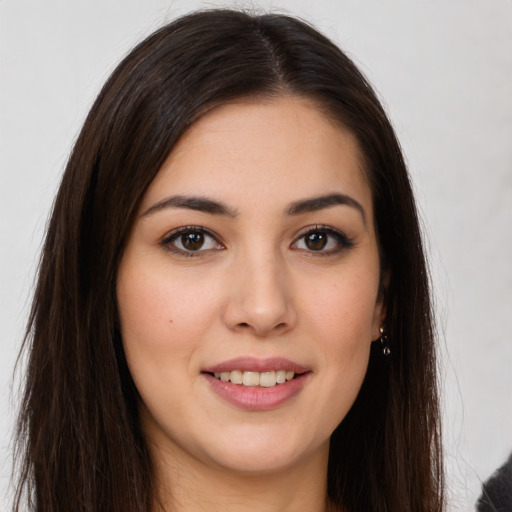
[
  {"x1": 291, "y1": 224, "x2": 355, "y2": 254},
  {"x1": 160, "y1": 225, "x2": 224, "y2": 256},
  {"x1": 159, "y1": 224, "x2": 354, "y2": 257}
]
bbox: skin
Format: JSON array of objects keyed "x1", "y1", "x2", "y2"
[{"x1": 117, "y1": 96, "x2": 384, "y2": 512}]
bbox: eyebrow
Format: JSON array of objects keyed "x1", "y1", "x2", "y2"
[
  {"x1": 142, "y1": 192, "x2": 365, "y2": 223},
  {"x1": 142, "y1": 195, "x2": 238, "y2": 217},
  {"x1": 286, "y1": 193, "x2": 366, "y2": 223}
]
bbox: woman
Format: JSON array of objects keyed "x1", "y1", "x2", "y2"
[{"x1": 14, "y1": 9, "x2": 444, "y2": 512}]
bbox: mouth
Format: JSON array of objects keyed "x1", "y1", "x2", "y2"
[
  {"x1": 207, "y1": 369, "x2": 299, "y2": 388},
  {"x1": 201, "y1": 357, "x2": 311, "y2": 410},
  {"x1": 202, "y1": 356, "x2": 310, "y2": 386}
]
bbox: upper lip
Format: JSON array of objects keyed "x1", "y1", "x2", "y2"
[{"x1": 202, "y1": 357, "x2": 310, "y2": 374}]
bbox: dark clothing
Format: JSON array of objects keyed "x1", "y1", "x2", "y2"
[{"x1": 477, "y1": 453, "x2": 512, "y2": 512}]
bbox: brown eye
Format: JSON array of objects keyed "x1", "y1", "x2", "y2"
[
  {"x1": 292, "y1": 226, "x2": 354, "y2": 255},
  {"x1": 305, "y1": 232, "x2": 327, "y2": 251},
  {"x1": 181, "y1": 232, "x2": 205, "y2": 250},
  {"x1": 162, "y1": 227, "x2": 223, "y2": 255}
]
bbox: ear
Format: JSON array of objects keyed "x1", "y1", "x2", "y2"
[{"x1": 371, "y1": 270, "x2": 389, "y2": 341}]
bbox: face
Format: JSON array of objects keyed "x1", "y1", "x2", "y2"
[{"x1": 117, "y1": 96, "x2": 384, "y2": 477}]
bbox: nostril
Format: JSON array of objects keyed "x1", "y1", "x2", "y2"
[{"x1": 236, "y1": 321, "x2": 288, "y2": 332}]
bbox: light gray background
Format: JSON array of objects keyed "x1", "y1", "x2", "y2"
[{"x1": 1, "y1": 1, "x2": 511, "y2": 510}]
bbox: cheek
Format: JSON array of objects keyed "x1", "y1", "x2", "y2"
[
  {"x1": 116, "y1": 261, "x2": 218, "y2": 379},
  {"x1": 312, "y1": 281, "x2": 376, "y2": 411},
  {"x1": 298, "y1": 271, "x2": 379, "y2": 412},
  {"x1": 301, "y1": 272, "x2": 380, "y2": 346}
]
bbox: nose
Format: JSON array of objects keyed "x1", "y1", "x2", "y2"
[{"x1": 222, "y1": 252, "x2": 298, "y2": 337}]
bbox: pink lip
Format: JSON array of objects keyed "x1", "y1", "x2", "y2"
[
  {"x1": 202, "y1": 356, "x2": 310, "y2": 374},
  {"x1": 202, "y1": 357, "x2": 311, "y2": 411}
]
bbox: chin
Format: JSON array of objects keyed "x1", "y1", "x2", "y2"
[{"x1": 196, "y1": 423, "x2": 330, "y2": 476}]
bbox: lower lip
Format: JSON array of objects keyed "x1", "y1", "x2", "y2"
[{"x1": 203, "y1": 373, "x2": 310, "y2": 411}]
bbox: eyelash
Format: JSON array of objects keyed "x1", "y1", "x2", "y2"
[
  {"x1": 292, "y1": 225, "x2": 355, "y2": 256},
  {"x1": 160, "y1": 225, "x2": 354, "y2": 257},
  {"x1": 160, "y1": 226, "x2": 224, "y2": 257}
]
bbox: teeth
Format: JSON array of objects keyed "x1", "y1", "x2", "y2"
[
  {"x1": 260, "y1": 371, "x2": 276, "y2": 387},
  {"x1": 212, "y1": 370, "x2": 296, "y2": 387},
  {"x1": 242, "y1": 371, "x2": 260, "y2": 386},
  {"x1": 230, "y1": 370, "x2": 243, "y2": 384}
]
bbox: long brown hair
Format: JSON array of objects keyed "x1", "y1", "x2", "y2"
[{"x1": 14, "y1": 9, "x2": 444, "y2": 511}]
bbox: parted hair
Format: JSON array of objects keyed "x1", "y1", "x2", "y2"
[{"x1": 14, "y1": 9, "x2": 444, "y2": 512}]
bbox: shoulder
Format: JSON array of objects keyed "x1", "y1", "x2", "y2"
[{"x1": 476, "y1": 453, "x2": 512, "y2": 512}]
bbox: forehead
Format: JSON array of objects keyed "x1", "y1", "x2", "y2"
[{"x1": 140, "y1": 96, "x2": 373, "y2": 217}]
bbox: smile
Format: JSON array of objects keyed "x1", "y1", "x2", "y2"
[
  {"x1": 203, "y1": 357, "x2": 311, "y2": 411},
  {"x1": 212, "y1": 370, "x2": 296, "y2": 387}
]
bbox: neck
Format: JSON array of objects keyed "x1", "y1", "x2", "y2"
[{"x1": 150, "y1": 441, "x2": 334, "y2": 512}]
